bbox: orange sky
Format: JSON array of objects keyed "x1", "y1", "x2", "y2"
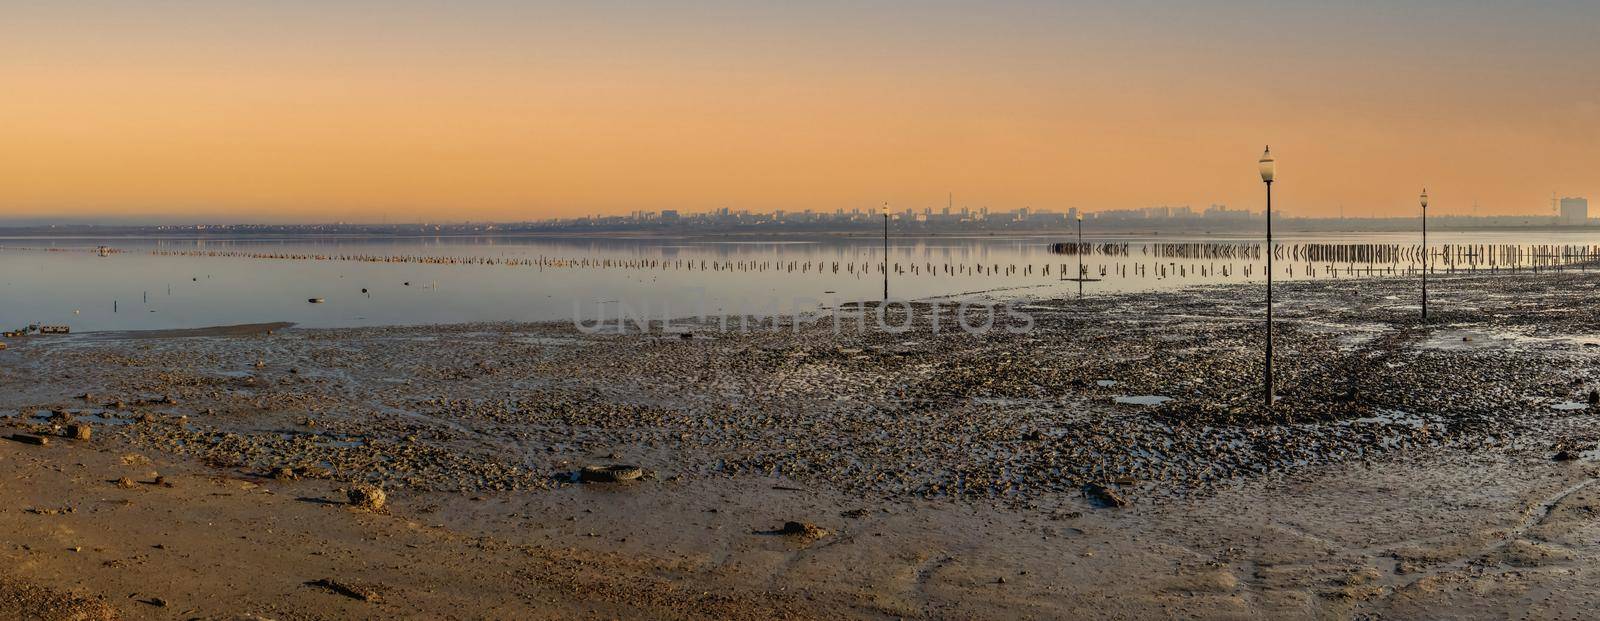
[{"x1": 2, "y1": 1, "x2": 1596, "y2": 222}]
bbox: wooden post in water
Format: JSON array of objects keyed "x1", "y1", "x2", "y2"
[
  {"x1": 881, "y1": 202, "x2": 890, "y2": 301},
  {"x1": 1076, "y1": 214, "x2": 1084, "y2": 297}
]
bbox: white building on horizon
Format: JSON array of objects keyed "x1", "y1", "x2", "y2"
[{"x1": 1560, "y1": 197, "x2": 1588, "y2": 225}]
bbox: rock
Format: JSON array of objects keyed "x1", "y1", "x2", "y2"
[
  {"x1": 1554, "y1": 450, "x2": 1580, "y2": 461},
  {"x1": 347, "y1": 485, "x2": 387, "y2": 511},
  {"x1": 777, "y1": 521, "x2": 829, "y2": 541},
  {"x1": 1589, "y1": 389, "x2": 1598, "y2": 405},
  {"x1": 114, "y1": 477, "x2": 136, "y2": 489},
  {"x1": 577, "y1": 465, "x2": 644, "y2": 483},
  {"x1": 1084, "y1": 482, "x2": 1129, "y2": 508},
  {"x1": 271, "y1": 467, "x2": 298, "y2": 480},
  {"x1": 66, "y1": 423, "x2": 92, "y2": 441},
  {"x1": 8, "y1": 433, "x2": 48, "y2": 446},
  {"x1": 307, "y1": 578, "x2": 380, "y2": 602}
]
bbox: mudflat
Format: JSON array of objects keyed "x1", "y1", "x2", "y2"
[{"x1": 4, "y1": 274, "x2": 1600, "y2": 619}]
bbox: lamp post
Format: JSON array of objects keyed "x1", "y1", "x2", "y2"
[
  {"x1": 1259, "y1": 146, "x2": 1275, "y2": 407},
  {"x1": 1076, "y1": 213, "x2": 1085, "y2": 297},
  {"x1": 1420, "y1": 189, "x2": 1428, "y2": 321},
  {"x1": 881, "y1": 202, "x2": 890, "y2": 301}
]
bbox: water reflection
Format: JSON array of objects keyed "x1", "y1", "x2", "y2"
[{"x1": 2, "y1": 232, "x2": 1598, "y2": 331}]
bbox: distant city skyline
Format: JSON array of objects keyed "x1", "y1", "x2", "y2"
[{"x1": 2, "y1": 1, "x2": 1596, "y2": 222}]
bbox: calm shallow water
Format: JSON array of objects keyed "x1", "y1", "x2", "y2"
[{"x1": 2, "y1": 231, "x2": 1598, "y2": 331}]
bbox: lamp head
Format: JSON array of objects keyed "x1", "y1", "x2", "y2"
[
  {"x1": 881, "y1": 202, "x2": 889, "y2": 216},
  {"x1": 1420, "y1": 189, "x2": 1429, "y2": 208},
  {"x1": 1258, "y1": 146, "x2": 1275, "y2": 183},
  {"x1": 1076, "y1": 213, "x2": 1083, "y2": 222}
]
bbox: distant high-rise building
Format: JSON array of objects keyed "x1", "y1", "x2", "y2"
[{"x1": 1560, "y1": 197, "x2": 1588, "y2": 225}]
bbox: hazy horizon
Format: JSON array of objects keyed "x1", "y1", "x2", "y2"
[{"x1": 4, "y1": 1, "x2": 1597, "y2": 223}]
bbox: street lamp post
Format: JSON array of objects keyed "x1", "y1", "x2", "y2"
[
  {"x1": 881, "y1": 202, "x2": 890, "y2": 301},
  {"x1": 1259, "y1": 146, "x2": 1276, "y2": 407},
  {"x1": 1076, "y1": 213, "x2": 1085, "y2": 297},
  {"x1": 1420, "y1": 189, "x2": 1429, "y2": 321}
]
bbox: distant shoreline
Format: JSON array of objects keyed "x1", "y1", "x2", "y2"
[{"x1": 2, "y1": 222, "x2": 1599, "y2": 240}]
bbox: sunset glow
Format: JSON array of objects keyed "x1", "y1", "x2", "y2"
[{"x1": 4, "y1": 1, "x2": 1596, "y2": 222}]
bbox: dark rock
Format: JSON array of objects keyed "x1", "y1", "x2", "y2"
[
  {"x1": 777, "y1": 521, "x2": 829, "y2": 541},
  {"x1": 347, "y1": 485, "x2": 387, "y2": 511},
  {"x1": 307, "y1": 578, "x2": 380, "y2": 602},
  {"x1": 8, "y1": 433, "x2": 48, "y2": 446},
  {"x1": 578, "y1": 465, "x2": 643, "y2": 483},
  {"x1": 1084, "y1": 482, "x2": 1129, "y2": 508}
]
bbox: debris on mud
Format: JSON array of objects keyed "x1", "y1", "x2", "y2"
[
  {"x1": 776, "y1": 521, "x2": 829, "y2": 542},
  {"x1": 8, "y1": 433, "x2": 49, "y2": 446},
  {"x1": 347, "y1": 485, "x2": 387, "y2": 511},
  {"x1": 307, "y1": 578, "x2": 381, "y2": 602},
  {"x1": 578, "y1": 465, "x2": 644, "y2": 483},
  {"x1": 1084, "y1": 483, "x2": 1130, "y2": 508}
]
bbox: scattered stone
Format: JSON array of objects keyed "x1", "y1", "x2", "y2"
[
  {"x1": 1084, "y1": 482, "x2": 1129, "y2": 508},
  {"x1": 1553, "y1": 450, "x2": 1580, "y2": 461},
  {"x1": 66, "y1": 423, "x2": 92, "y2": 441},
  {"x1": 307, "y1": 578, "x2": 380, "y2": 602},
  {"x1": 578, "y1": 465, "x2": 644, "y2": 483},
  {"x1": 777, "y1": 521, "x2": 829, "y2": 542},
  {"x1": 271, "y1": 467, "x2": 298, "y2": 480},
  {"x1": 8, "y1": 433, "x2": 48, "y2": 446},
  {"x1": 347, "y1": 485, "x2": 387, "y2": 511},
  {"x1": 114, "y1": 477, "x2": 137, "y2": 489}
]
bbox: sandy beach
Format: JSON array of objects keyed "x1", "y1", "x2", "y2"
[{"x1": 6, "y1": 273, "x2": 1600, "y2": 619}]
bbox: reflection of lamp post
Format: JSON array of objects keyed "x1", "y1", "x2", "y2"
[
  {"x1": 1420, "y1": 189, "x2": 1429, "y2": 321},
  {"x1": 881, "y1": 202, "x2": 890, "y2": 301},
  {"x1": 1076, "y1": 213, "x2": 1085, "y2": 297},
  {"x1": 1259, "y1": 146, "x2": 1276, "y2": 407}
]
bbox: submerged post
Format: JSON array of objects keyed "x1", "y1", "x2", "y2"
[{"x1": 1259, "y1": 146, "x2": 1276, "y2": 407}]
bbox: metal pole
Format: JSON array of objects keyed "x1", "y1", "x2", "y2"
[
  {"x1": 1265, "y1": 180, "x2": 1273, "y2": 407},
  {"x1": 1421, "y1": 204, "x2": 1428, "y2": 321}
]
